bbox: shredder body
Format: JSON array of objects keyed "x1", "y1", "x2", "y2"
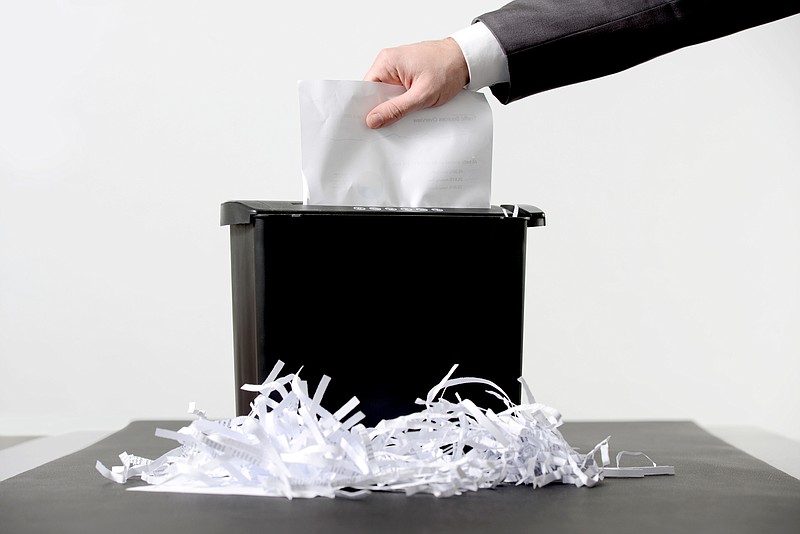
[{"x1": 221, "y1": 200, "x2": 545, "y2": 427}]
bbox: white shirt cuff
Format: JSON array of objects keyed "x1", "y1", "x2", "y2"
[{"x1": 449, "y1": 21, "x2": 510, "y2": 90}]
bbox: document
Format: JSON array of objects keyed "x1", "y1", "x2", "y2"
[{"x1": 298, "y1": 80, "x2": 493, "y2": 208}]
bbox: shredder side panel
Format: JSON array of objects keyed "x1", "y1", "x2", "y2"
[
  {"x1": 249, "y1": 213, "x2": 529, "y2": 426},
  {"x1": 229, "y1": 223, "x2": 261, "y2": 414}
]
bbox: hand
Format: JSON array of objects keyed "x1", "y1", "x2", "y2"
[{"x1": 363, "y1": 38, "x2": 469, "y2": 129}]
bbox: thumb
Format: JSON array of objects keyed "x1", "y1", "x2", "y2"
[{"x1": 366, "y1": 88, "x2": 427, "y2": 129}]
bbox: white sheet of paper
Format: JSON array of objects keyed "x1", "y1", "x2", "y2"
[{"x1": 298, "y1": 80, "x2": 493, "y2": 208}]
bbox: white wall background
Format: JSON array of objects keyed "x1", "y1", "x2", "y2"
[{"x1": 1, "y1": 2, "x2": 798, "y2": 442}]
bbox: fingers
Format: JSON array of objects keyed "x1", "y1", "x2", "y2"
[
  {"x1": 364, "y1": 48, "x2": 410, "y2": 128},
  {"x1": 365, "y1": 108, "x2": 385, "y2": 129},
  {"x1": 366, "y1": 87, "x2": 429, "y2": 129},
  {"x1": 363, "y1": 49, "x2": 402, "y2": 85},
  {"x1": 363, "y1": 39, "x2": 469, "y2": 128}
]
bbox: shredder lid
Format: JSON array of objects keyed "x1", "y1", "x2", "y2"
[{"x1": 220, "y1": 200, "x2": 545, "y2": 227}]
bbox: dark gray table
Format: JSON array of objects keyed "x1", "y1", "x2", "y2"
[{"x1": 2, "y1": 420, "x2": 798, "y2": 534}]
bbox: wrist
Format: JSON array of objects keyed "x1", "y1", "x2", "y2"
[
  {"x1": 449, "y1": 22, "x2": 509, "y2": 90},
  {"x1": 443, "y1": 37, "x2": 470, "y2": 88}
]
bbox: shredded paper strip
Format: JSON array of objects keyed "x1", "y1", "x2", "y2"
[{"x1": 97, "y1": 362, "x2": 671, "y2": 499}]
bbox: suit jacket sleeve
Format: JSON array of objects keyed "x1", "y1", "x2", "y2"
[{"x1": 475, "y1": 0, "x2": 800, "y2": 103}]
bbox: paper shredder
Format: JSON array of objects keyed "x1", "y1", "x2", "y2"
[{"x1": 221, "y1": 200, "x2": 545, "y2": 426}]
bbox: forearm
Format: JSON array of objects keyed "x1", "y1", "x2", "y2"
[{"x1": 476, "y1": 0, "x2": 800, "y2": 103}]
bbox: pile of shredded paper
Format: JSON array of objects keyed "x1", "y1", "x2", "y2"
[{"x1": 98, "y1": 361, "x2": 637, "y2": 499}]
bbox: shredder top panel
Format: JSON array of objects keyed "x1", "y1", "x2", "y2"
[{"x1": 220, "y1": 200, "x2": 545, "y2": 227}]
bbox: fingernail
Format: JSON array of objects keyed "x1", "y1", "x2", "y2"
[{"x1": 367, "y1": 113, "x2": 384, "y2": 129}]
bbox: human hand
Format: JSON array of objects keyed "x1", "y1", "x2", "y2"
[{"x1": 363, "y1": 38, "x2": 469, "y2": 129}]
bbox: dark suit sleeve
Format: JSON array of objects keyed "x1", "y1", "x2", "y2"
[{"x1": 475, "y1": 0, "x2": 800, "y2": 103}]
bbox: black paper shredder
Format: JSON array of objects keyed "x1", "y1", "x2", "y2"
[{"x1": 221, "y1": 200, "x2": 545, "y2": 426}]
